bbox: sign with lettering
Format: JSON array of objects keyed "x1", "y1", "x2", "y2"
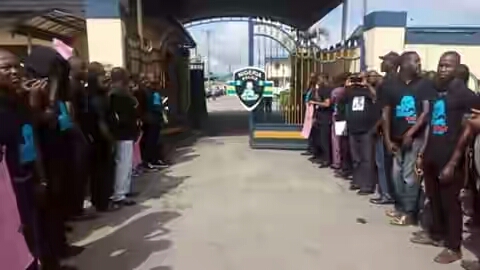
[{"x1": 232, "y1": 67, "x2": 267, "y2": 111}]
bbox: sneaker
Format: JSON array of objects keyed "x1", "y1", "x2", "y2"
[
  {"x1": 153, "y1": 160, "x2": 169, "y2": 168},
  {"x1": 143, "y1": 163, "x2": 159, "y2": 172}
]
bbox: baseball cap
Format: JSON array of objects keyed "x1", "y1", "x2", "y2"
[{"x1": 379, "y1": 51, "x2": 400, "y2": 61}]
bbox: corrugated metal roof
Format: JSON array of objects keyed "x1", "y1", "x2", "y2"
[
  {"x1": 0, "y1": 9, "x2": 85, "y2": 41},
  {"x1": 0, "y1": 0, "x2": 84, "y2": 16}
]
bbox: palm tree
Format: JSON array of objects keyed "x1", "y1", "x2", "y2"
[{"x1": 303, "y1": 26, "x2": 329, "y2": 48}]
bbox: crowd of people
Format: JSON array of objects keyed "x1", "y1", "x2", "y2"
[
  {"x1": 303, "y1": 50, "x2": 480, "y2": 268},
  {"x1": 0, "y1": 45, "x2": 170, "y2": 269},
  {"x1": 5, "y1": 42, "x2": 480, "y2": 270}
]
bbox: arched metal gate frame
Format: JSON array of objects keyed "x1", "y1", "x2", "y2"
[{"x1": 185, "y1": 17, "x2": 362, "y2": 149}]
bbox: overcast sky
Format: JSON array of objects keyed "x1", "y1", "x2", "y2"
[{"x1": 187, "y1": 0, "x2": 480, "y2": 73}]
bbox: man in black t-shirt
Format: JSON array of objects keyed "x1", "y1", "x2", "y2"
[
  {"x1": 86, "y1": 62, "x2": 119, "y2": 212},
  {"x1": 381, "y1": 51, "x2": 436, "y2": 226},
  {"x1": 370, "y1": 52, "x2": 399, "y2": 205},
  {"x1": 139, "y1": 75, "x2": 169, "y2": 171},
  {"x1": 67, "y1": 56, "x2": 92, "y2": 218},
  {"x1": 413, "y1": 52, "x2": 480, "y2": 264},
  {"x1": 310, "y1": 74, "x2": 333, "y2": 168},
  {"x1": 344, "y1": 73, "x2": 381, "y2": 194},
  {"x1": 109, "y1": 67, "x2": 138, "y2": 206}
]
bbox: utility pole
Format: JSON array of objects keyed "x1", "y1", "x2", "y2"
[
  {"x1": 206, "y1": 29, "x2": 211, "y2": 89},
  {"x1": 363, "y1": 0, "x2": 368, "y2": 18},
  {"x1": 341, "y1": 0, "x2": 348, "y2": 41}
]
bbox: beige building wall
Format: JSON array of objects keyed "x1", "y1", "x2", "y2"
[
  {"x1": 363, "y1": 27, "x2": 405, "y2": 72},
  {"x1": 86, "y1": 18, "x2": 126, "y2": 68}
]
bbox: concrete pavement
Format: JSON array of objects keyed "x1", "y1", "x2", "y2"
[
  {"x1": 68, "y1": 97, "x2": 477, "y2": 269},
  {"x1": 69, "y1": 134, "x2": 477, "y2": 270}
]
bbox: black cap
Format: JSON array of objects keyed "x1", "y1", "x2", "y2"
[{"x1": 379, "y1": 51, "x2": 400, "y2": 61}]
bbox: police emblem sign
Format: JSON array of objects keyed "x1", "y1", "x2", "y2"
[{"x1": 232, "y1": 67, "x2": 266, "y2": 111}]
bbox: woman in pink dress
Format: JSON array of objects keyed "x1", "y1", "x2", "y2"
[{"x1": 0, "y1": 157, "x2": 34, "y2": 270}]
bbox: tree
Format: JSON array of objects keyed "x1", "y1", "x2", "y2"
[{"x1": 303, "y1": 26, "x2": 329, "y2": 47}]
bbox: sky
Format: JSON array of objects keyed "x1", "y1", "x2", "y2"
[{"x1": 187, "y1": 0, "x2": 480, "y2": 73}]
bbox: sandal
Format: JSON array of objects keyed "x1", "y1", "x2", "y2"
[
  {"x1": 390, "y1": 214, "x2": 416, "y2": 226},
  {"x1": 461, "y1": 260, "x2": 480, "y2": 270},
  {"x1": 385, "y1": 209, "x2": 401, "y2": 218},
  {"x1": 434, "y1": 248, "x2": 462, "y2": 264},
  {"x1": 410, "y1": 232, "x2": 444, "y2": 247}
]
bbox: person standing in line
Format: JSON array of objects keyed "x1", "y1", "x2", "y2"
[
  {"x1": 344, "y1": 73, "x2": 380, "y2": 194},
  {"x1": 413, "y1": 52, "x2": 480, "y2": 264},
  {"x1": 382, "y1": 51, "x2": 435, "y2": 226},
  {"x1": 0, "y1": 48, "x2": 46, "y2": 269},
  {"x1": 139, "y1": 75, "x2": 168, "y2": 171},
  {"x1": 24, "y1": 45, "x2": 85, "y2": 267},
  {"x1": 67, "y1": 56, "x2": 92, "y2": 219},
  {"x1": 455, "y1": 64, "x2": 480, "y2": 232},
  {"x1": 109, "y1": 67, "x2": 138, "y2": 206},
  {"x1": 86, "y1": 62, "x2": 120, "y2": 212},
  {"x1": 310, "y1": 73, "x2": 333, "y2": 168},
  {"x1": 301, "y1": 73, "x2": 317, "y2": 157},
  {"x1": 330, "y1": 74, "x2": 347, "y2": 170},
  {"x1": 155, "y1": 79, "x2": 171, "y2": 167},
  {"x1": 370, "y1": 52, "x2": 399, "y2": 205},
  {"x1": 462, "y1": 105, "x2": 480, "y2": 270}
]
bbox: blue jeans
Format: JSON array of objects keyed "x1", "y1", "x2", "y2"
[
  {"x1": 375, "y1": 137, "x2": 393, "y2": 198},
  {"x1": 392, "y1": 138, "x2": 423, "y2": 215},
  {"x1": 112, "y1": 141, "x2": 134, "y2": 202}
]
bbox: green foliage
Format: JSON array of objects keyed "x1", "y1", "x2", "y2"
[{"x1": 279, "y1": 90, "x2": 290, "y2": 107}]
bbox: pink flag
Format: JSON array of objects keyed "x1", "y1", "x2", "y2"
[
  {"x1": 53, "y1": 38, "x2": 73, "y2": 60},
  {"x1": 0, "y1": 157, "x2": 33, "y2": 270},
  {"x1": 301, "y1": 104, "x2": 314, "y2": 138}
]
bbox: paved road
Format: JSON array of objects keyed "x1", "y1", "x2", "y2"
[
  {"x1": 207, "y1": 96, "x2": 245, "y2": 112},
  {"x1": 69, "y1": 98, "x2": 478, "y2": 270}
]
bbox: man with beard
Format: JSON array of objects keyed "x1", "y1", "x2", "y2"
[
  {"x1": 381, "y1": 51, "x2": 435, "y2": 226},
  {"x1": 413, "y1": 52, "x2": 480, "y2": 264}
]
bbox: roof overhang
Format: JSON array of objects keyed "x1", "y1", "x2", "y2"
[
  {"x1": 0, "y1": 9, "x2": 85, "y2": 42},
  {"x1": 143, "y1": 0, "x2": 342, "y2": 30}
]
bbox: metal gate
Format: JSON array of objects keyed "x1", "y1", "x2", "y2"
[{"x1": 250, "y1": 37, "x2": 361, "y2": 149}]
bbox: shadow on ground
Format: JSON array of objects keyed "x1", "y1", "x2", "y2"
[
  {"x1": 69, "y1": 108, "x2": 255, "y2": 268},
  {"x1": 70, "y1": 132, "x2": 196, "y2": 244},
  {"x1": 71, "y1": 211, "x2": 179, "y2": 270}
]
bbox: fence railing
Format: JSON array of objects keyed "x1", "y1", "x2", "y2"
[{"x1": 282, "y1": 38, "x2": 361, "y2": 125}]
